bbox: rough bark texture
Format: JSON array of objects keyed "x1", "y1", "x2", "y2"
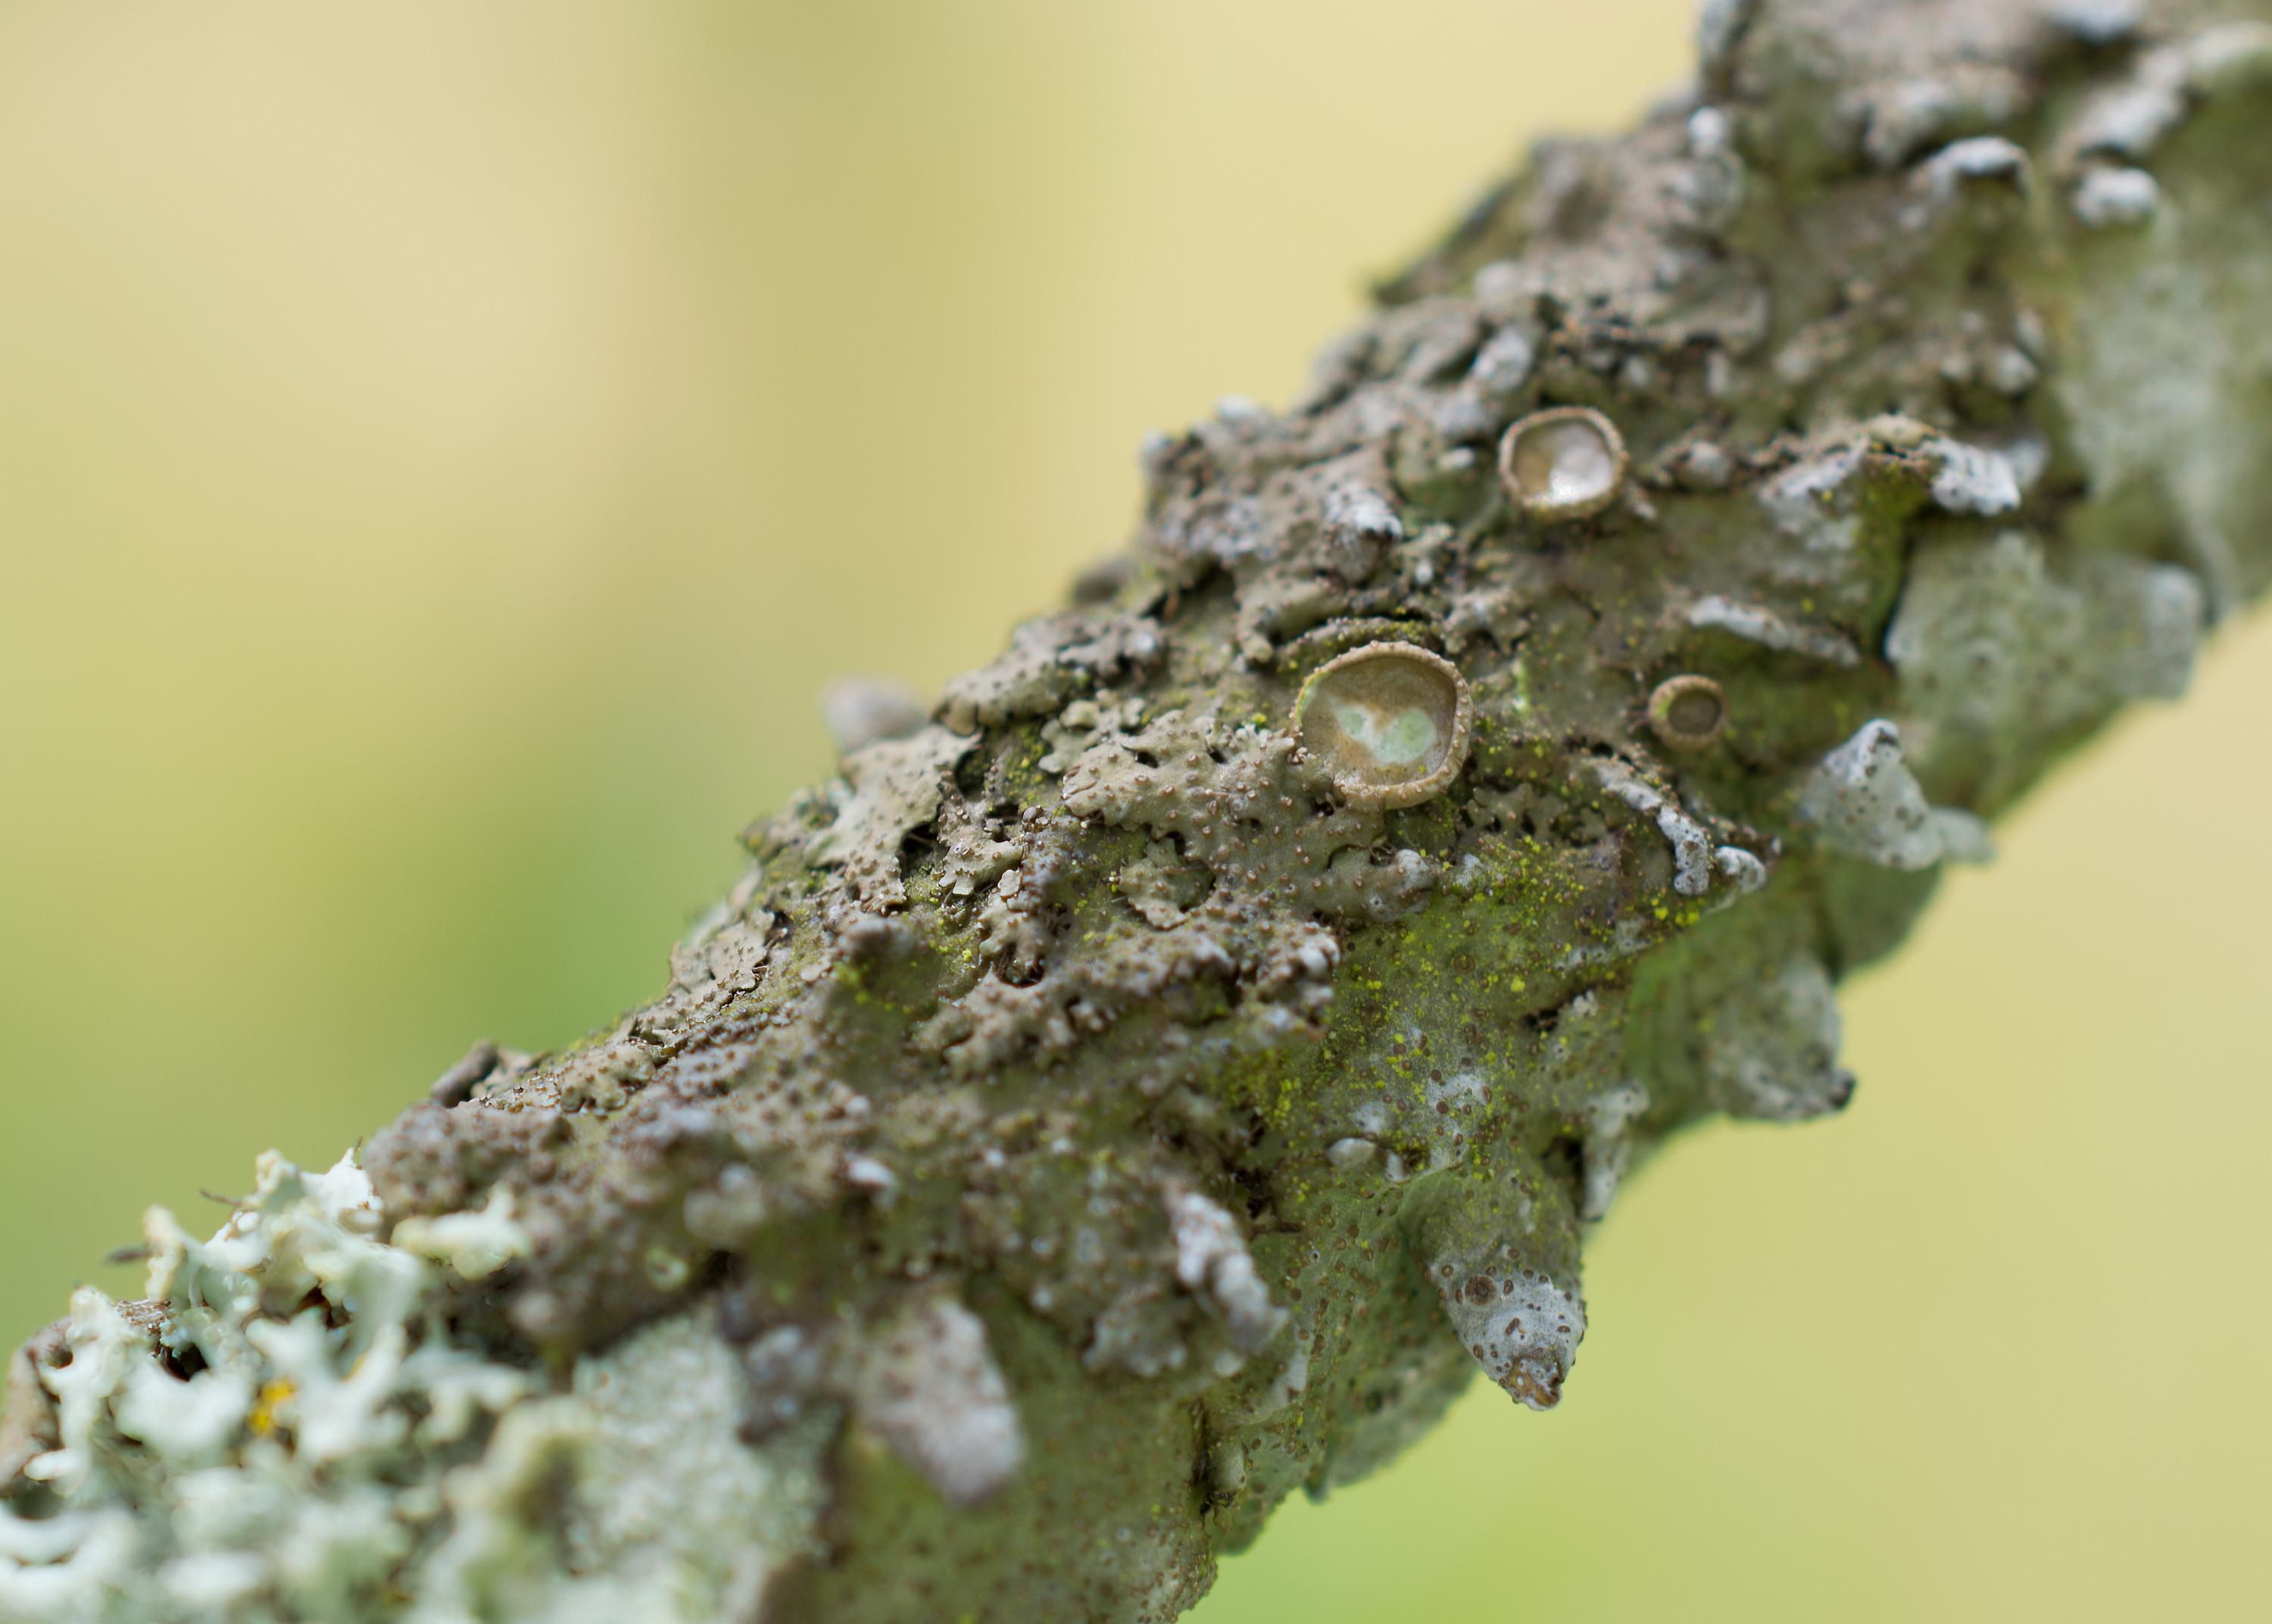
[{"x1": 6, "y1": 0, "x2": 2271, "y2": 1619}]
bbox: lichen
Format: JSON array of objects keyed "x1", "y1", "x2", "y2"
[
  {"x1": 1886, "y1": 531, "x2": 2203, "y2": 808},
  {"x1": 1793, "y1": 720, "x2": 1993, "y2": 871},
  {"x1": 1496, "y1": 406, "x2": 1628, "y2": 522},
  {"x1": 1645, "y1": 673, "x2": 1729, "y2": 753},
  {"x1": 0, "y1": 1153, "x2": 829, "y2": 1623},
  {"x1": 804, "y1": 727, "x2": 979, "y2": 909},
  {"x1": 8, "y1": 2, "x2": 2271, "y2": 1619},
  {"x1": 1290, "y1": 642, "x2": 1473, "y2": 809}
]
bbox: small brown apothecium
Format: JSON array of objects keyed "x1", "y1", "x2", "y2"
[
  {"x1": 1646, "y1": 673, "x2": 1729, "y2": 751},
  {"x1": 1497, "y1": 405, "x2": 1628, "y2": 522},
  {"x1": 1294, "y1": 641, "x2": 1473, "y2": 809}
]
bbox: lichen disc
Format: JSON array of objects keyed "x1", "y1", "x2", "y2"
[
  {"x1": 1294, "y1": 641, "x2": 1473, "y2": 809},
  {"x1": 1646, "y1": 672, "x2": 1728, "y2": 751},
  {"x1": 1496, "y1": 406, "x2": 1629, "y2": 522}
]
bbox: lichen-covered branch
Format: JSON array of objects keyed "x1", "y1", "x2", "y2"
[{"x1": 7, "y1": 1, "x2": 2271, "y2": 1619}]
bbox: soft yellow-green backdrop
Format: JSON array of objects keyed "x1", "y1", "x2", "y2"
[{"x1": 2, "y1": 5, "x2": 2267, "y2": 1619}]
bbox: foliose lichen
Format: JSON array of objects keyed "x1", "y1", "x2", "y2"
[
  {"x1": 1, "y1": 1152, "x2": 830, "y2": 1622},
  {"x1": 7, "y1": 1, "x2": 2267, "y2": 1619}
]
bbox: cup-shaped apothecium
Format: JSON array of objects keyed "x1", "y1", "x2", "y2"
[
  {"x1": 1646, "y1": 673, "x2": 1728, "y2": 751},
  {"x1": 1294, "y1": 641, "x2": 1473, "y2": 809},
  {"x1": 1496, "y1": 406, "x2": 1628, "y2": 522}
]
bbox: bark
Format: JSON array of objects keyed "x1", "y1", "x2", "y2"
[{"x1": 6, "y1": 0, "x2": 2272, "y2": 1619}]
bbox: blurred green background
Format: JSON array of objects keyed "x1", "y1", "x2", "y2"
[{"x1": 2, "y1": 3, "x2": 2267, "y2": 1619}]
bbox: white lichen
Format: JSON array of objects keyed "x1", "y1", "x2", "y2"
[
  {"x1": 1792, "y1": 720, "x2": 1992, "y2": 870},
  {"x1": 1909, "y1": 135, "x2": 2030, "y2": 210},
  {"x1": 0, "y1": 1152, "x2": 829, "y2": 1624},
  {"x1": 555, "y1": 1306, "x2": 829, "y2": 1618},
  {"x1": 1748, "y1": 444, "x2": 1887, "y2": 622},
  {"x1": 1590, "y1": 759, "x2": 1761, "y2": 899},
  {"x1": 389, "y1": 1186, "x2": 532, "y2": 1283},
  {"x1": 1581, "y1": 1082, "x2": 1651, "y2": 1223},
  {"x1": 1465, "y1": 326, "x2": 1535, "y2": 397},
  {"x1": 1685, "y1": 594, "x2": 1862, "y2": 667},
  {"x1": 850, "y1": 1294, "x2": 1023, "y2": 1509},
  {"x1": 1164, "y1": 1187, "x2": 1287, "y2": 1354},
  {"x1": 1702, "y1": 955, "x2": 1855, "y2": 1123},
  {"x1": 1433, "y1": 1262, "x2": 1585, "y2": 1412},
  {"x1": 2071, "y1": 165, "x2": 2159, "y2": 229},
  {"x1": 1887, "y1": 532, "x2": 2203, "y2": 797},
  {"x1": 1922, "y1": 437, "x2": 2022, "y2": 516}
]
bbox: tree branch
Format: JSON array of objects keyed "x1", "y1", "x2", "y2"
[{"x1": 6, "y1": 0, "x2": 2270, "y2": 1619}]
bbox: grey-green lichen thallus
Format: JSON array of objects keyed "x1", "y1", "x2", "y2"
[
  {"x1": 1291, "y1": 641, "x2": 1472, "y2": 809},
  {"x1": 1646, "y1": 674, "x2": 1728, "y2": 753},
  {"x1": 1495, "y1": 404, "x2": 1628, "y2": 522},
  {"x1": 8, "y1": 2, "x2": 2272, "y2": 1619}
]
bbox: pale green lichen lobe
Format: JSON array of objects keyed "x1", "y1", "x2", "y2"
[{"x1": 0, "y1": 1152, "x2": 829, "y2": 1624}]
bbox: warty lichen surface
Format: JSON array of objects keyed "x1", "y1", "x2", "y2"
[{"x1": 6, "y1": 0, "x2": 2271, "y2": 1619}]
